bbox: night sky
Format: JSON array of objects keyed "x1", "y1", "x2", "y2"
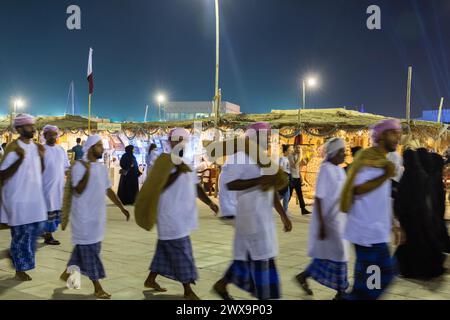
[{"x1": 1, "y1": 0, "x2": 449, "y2": 121}]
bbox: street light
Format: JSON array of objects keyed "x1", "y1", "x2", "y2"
[
  {"x1": 156, "y1": 94, "x2": 166, "y2": 122},
  {"x1": 302, "y1": 76, "x2": 318, "y2": 109}
]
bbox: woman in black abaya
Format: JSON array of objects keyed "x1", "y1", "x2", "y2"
[
  {"x1": 118, "y1": 145, "x2": 140, "y2": 205},
  {"x1": 394, "y1": 149, "x2": 445, "y2": 279}
]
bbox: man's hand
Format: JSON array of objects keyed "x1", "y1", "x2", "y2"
[
  {"x1": 281, "y1": 214, "x2": 292, "y2": 232},
  {"x1": 209, "y1": 202, "x2": 219, "y2": 215},
  {"x1": 121, "y1": 208, "x2": 130, "y2": 221},
  {"x1": 393, "y1": 226, "x2": 405, "y2": 246}
]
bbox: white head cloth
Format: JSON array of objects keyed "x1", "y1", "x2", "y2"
[
  {"x1": 82, "y1": 134, "x2": 102, "y2": 161},
  {"x1": 325, "y1": 137, "x2": 345, "y2": 160}
]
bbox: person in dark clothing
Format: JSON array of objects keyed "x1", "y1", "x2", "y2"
[
  {"x1": 394, "y1": 149, "x2": 446, "y2": 279},
  {"x1": 429, "y1": 152, "x2": 450, "y2": 253},
  {"x1": 344, "y1": 146, "x2": 363, "y2": 173},
  {"x1": 288, "y1": 144, "x2": 311, "y2": 215},
  {"x1": 71, "y1": 138, "x2": 84, "y2": 160},
  {"x1": 117, "y1": 145, "x2": 140, "y2": 205}
]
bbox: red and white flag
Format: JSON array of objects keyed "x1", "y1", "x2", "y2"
[{"x1": 87, "y1": 48, "x2": 94, "y2": 94}]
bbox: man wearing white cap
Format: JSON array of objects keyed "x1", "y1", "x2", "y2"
[
  {"x1": 42, "y1": 125, "x2": 70, "y2": 245},
  {"x1": 142, "y1": 127, "x2": 219, "y2": 300},
  {"x1": 213, "y1": 122, "x2": 292, "y2": 300},
  {"x1": 60, "y1": 134, "x2": 130, "y2": 299},
  {"x1": 296, "y1": 138, "x2": 349, "y2": 300},
  {"x1": 0, "y1": 114, "x2": 47, "y2": 281}
]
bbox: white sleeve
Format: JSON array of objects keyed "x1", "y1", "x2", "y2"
[
  {"x1": 0, "y1": 152, "x2": 20, "y2": 170},
  {"x1": 224, "y1": 163, "x2": 243, "y2": 184},
  {"x1": 314, "y1": 165, "x2": 331, "y2": 199},
  {"x1": 63, "y1": 149, "x2": 71, "y2": 170},
  {"x1": 104, "y1": 166, "x2": 112, "y2": 190}
]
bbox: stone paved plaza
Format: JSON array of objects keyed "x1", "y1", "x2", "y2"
[{"x1": 0, "y1": 200, "x2": 449, "y2": 300}]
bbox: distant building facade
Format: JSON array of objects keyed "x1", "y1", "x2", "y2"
[
  {"x1": 164, "y1": 101, "x2": 240, "y2": 121},
  {"x1": 419, "y1": 109, "x2": 450, "y2": 123}
]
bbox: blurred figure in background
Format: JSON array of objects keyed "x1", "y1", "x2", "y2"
[
  {"x1": 297, "y1": 138, "x2": 349, "y2": 300},
  {"x1": 344, "y1": 146, "x2": 363, "y2": 173},
  {"x1": 71, "y1": 138, "x2": 84, "y2": 161},
  {"x1": 278, "y1": 144, "x2": 291, "y2": 215},
  {"x1": 288, "y1": 144, "x2": 311, "y2": 215},
  {"x1": 117, "y1": 145, "x2": 140, "y2": 205},
  {"x1": 42, "y1": 125, "x2": 70, "y2": 246}
]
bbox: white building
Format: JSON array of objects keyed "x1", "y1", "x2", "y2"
[{"x1": 164, "y1": 101, "x2": 240, "y2": 121}]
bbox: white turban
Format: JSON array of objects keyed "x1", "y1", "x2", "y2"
[
  {"x1": 325, "y1": 138, "x2": 345, "y2": 160},
  {"x1": 82, "y1": 134, "x2": 102, "y2": 161}
]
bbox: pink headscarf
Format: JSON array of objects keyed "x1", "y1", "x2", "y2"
[
  {"x1": 168, "y1": 127, "x2": 190, "y2": 141},
  {"x1": 13, "y1": 114, "x2": 35, "y2": 128},
  {"x1": 43, "y1": 125, "x2": 59, "y2": 135},
  {"x1": 245, "y1": 122, "x2": 271, "y2": 139},
  {"x1": 370, "y1": 119, "x2": 402, "y2": 146}
]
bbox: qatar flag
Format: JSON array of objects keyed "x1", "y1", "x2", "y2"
[{"x1": 87, "y1": 48, "x2": 94, "y2": 94}]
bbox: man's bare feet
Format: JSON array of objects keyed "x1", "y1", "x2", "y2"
[
  {"x1": 15, "y1": 271, "x2": 32, "y2": 281},
  {"x1": 212, "y1": 281, "x2": 234, "y2": 300},
  {"x1": 94, "y1": 289, "x2": 112, "y2": 300},
  {"x1": 184, "y1": 291, "x2": 200, "y2": 300},
  {"x1": 144, "y1": 279, "x2": 168, "y2": 292}
]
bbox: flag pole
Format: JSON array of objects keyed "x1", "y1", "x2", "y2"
[
  {"x1": 437, "y1": 97, "x2": 444, "y2": 123},
  {"x1": 88, "y1": 93, "x2": 92, "y2": 133},
  {"x1": 406, "y1": 66, "x2": 412, "y2": 124}
]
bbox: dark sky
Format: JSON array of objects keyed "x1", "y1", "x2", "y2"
[{"x1": 1, "y1": 0, "x2": 450, "y2": 121}]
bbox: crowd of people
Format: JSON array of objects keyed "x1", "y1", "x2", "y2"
[{"x1": 0, "y1": 113, "x2": 448, "y2": 300}]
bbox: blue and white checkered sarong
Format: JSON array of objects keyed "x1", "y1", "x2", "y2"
[
  {"x1": 45, "y1": 210, "x2": 61, "y2": 233},
  {"x1": 305, "y1": 259, "x2": 349, "y2": 292},
  {"x1": 68, "y1": 242, "x2": 106, "y2": 281},
  {"x1": 10, "y1": 221, "x2": 45, "y2": 272},
  {"x1": 346, "y1": 243, "x2": 398, "y2": 300},
  {"x1": 150, "y1": 236, "x2": 198, "y2": 284},
  {"x1": 224, "y1": 256, "x2": 281, "y2": 300}
]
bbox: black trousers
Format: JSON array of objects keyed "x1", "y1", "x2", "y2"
[{"x1": 289, "y1": 177, "x2": 306, "y2": 209}]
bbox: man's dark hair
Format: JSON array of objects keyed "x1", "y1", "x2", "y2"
[
  {"x1": 1, "y1": 143, "x2": 6, "y2": 149},
  {"x1": 351, "y1": 146, "x2": 362, "y2": 157},
  {"x1": 76, "y1": 138, "x2": 81, "y2": 144},
  {"x1": 282, "y1": 144, "x2": 290, "y2": 153}
]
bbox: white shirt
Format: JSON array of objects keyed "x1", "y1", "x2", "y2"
[
  {"x1": 387, "y1": 152, "x2": 404, "y2": 183},
  {"x1": 157, "y1": 163, "x2": 199, "y2": 240},
  {"x1": 43, "y1": 145, "x2": 70, "y2": 212},
  {"x1": 0, "y1": 140, "x2": 47, "y2": 226},
  {"x1": 218, "y1": 158, "x2": 238, "y2": 217},
  {"x1": 288, "y1": 153, "x2": 301, "y2": 178},
  {"x1": 70, "y1": 162, "x2": 112, "y2": 245},
  {"x1": 279, "y1": 156, "x2": 290, "y2": 174},
  {"x1": 226, "y1": 151, "x2": 278, "y2": 261},
  {"x1": 308, "y1": 162, "x2": 349, "y2": 262},
  {"x1": 344, "y1": 167, "x2": 392, "y2": 246}
]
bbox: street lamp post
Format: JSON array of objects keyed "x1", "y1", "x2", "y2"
[
  {"x1": 9, "y1": 98, "x2": 25, "y2": 142},
  {"x1": 298, "y1": 77, "x2": 318, "y2": 124},
  {"x1": 213, "y1": 0, "x2": 220, "y2": 128},
  {"x1": 156, "y1": 94, "x2": 166, "y2": 122}
]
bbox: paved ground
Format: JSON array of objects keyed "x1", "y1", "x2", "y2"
[{"x1": 0, "y1": 200, "x2": 449, "y2": 300}]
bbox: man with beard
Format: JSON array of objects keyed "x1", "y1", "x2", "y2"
[
  {"x1": 0, "y1": 114, "x2": 47, "y2": 281},
  {"x1": 42, "y1": 125, "x2": 70, "y2": 245},
  {"x1": 340, "y1": 119, "x2": 403, "y2": 300},
  {"x1": 60, "y1": 135, "x2": 130, "y2": 299}
]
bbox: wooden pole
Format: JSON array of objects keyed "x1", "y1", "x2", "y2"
[
  {"x1": 437, "y1": 97, "x2": 444, "y2": 123},
  {"x1": 406, "y1": 66, "x2": 412, "y2": 124},
  {"x1": 88, "y1": 93, "x2": 92, "y2": 133}
]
